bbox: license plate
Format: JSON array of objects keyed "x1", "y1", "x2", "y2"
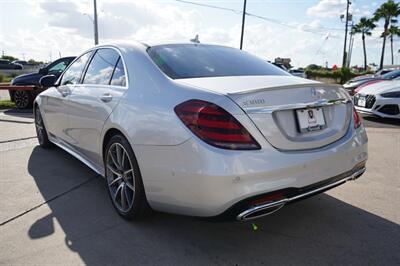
[
  {"x1": 296, "y1": 107, "x2": 325, "y2": 132},
  {"x1": 357, "y1": 96, "x2": 366, "y2": 107}
]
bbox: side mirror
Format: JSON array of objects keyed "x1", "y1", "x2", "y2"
[
  {"x1": 39, "y1": 75, "x2": 57, "y2": 88},
  {"x1": 38, "y1": 67, "x2": 47, "y2": 74}
]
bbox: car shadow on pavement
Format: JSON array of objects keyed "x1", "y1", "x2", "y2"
[
  {"x1": 27, "y1": 146, "x2": 400, "y2": 265},
  {"x1": 3, "y1": 108, "x2": 33, "y2": 119},
  {"x1": 362, "y1": 115, "x2": 400, "y2": 127}
]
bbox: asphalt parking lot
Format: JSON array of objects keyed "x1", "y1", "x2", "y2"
[{"x1": 0, "y1": 108, "x2": 399, "y2": 265}]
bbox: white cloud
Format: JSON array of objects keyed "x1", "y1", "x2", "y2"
[
  {"x1": 307, "y1": 0, "x2": 346, "y2": 18},
  {"x1": 0, "y1": 0, "x2": 392, "y2": 67}
]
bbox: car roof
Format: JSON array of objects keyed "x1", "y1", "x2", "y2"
[{"x1": 94, "y1": 40, "x2": 233, "y2": 51}]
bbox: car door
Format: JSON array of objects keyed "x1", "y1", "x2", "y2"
[
  {"x1": 67, "y1": 48, "x2": 127, "y2": 168},
  {"x1": 43, "y1": 52, "x2": 92, "y2": 143}
]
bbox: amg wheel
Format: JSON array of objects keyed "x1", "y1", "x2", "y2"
[
  {"x1": 14, "y1": 90, "x2": 32, "y2": 109},
  {"x1": 105, "y1": 134, "x2": 149, "y2": 220},
  {"x1": 35, "y1": 107, "x2": 53, "y2": 148}
]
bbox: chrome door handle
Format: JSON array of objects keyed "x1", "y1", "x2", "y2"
[
  {"x1": 60, "y1": 90, "x2": 70, "y2": 97},
  {"x1": 100, "y1": 93, "x2": 113, "y2": 103}
]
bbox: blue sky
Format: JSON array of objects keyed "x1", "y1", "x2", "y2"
[{"x1": 0, "y1": 0, "x2": 398, "y2": 68}]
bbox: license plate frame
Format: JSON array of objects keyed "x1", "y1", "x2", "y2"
[{"x1": 296, "y1": 107, "x2": 326, "y2": 132}]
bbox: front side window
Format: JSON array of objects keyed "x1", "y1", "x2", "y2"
[
  {"x1": 48, "y1": 60, "x2": 69, "y2": 74},
  {"x1": 60, "y1": 52, "x2": 92, "y2": 85},
  {"x1": 147, "y1": 44, "x2": 289, "y2": 79},
  {"x1": 83, "y1": 48, "x2": 119, "y2": 85},
  {"x1": 110, "y1": 58, "x2": 126, "y2": 87}
]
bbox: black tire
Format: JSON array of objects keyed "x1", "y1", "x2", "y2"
[
  {"x1": 104, "y1": 134, "x2": 150, "y2": 220},
  {"x1": 34, "y1": 107, "x2": 53, "y2": 148},
  {"x1": 14, "y1": 90, "x2": 33, "y2": 109}
]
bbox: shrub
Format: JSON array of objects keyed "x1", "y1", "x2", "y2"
[{"x1": 305, "y1": 68, "x2": 358, "y2": 84}]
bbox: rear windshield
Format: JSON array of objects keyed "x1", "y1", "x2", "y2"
[{"x1": 147, "y1": 44, "x2": 289, "y2": 79}]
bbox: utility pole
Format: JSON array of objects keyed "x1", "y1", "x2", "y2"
[
  {"x1": 240, "y1": 0, "x2": 247, "y2": 50},
  {"x1": 93, "y1": 0, "x2": 99, "y2": 45},
  {"x1": 347, "y1": 20, "x2": 354, "y2": 67},
  {"x1": 341, "y1": 0, "x2": 350, "y2": 68}
]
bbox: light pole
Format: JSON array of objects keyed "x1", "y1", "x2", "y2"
[
  {"x1": 239, "y1": 0, "x2": 247, "y2": 50},
  {"x1": 93, "y1": 0, "x2": 99, "y2": 45},
  {"x1": 341, "y1": 0, "x2": 351, "y2": 68}
]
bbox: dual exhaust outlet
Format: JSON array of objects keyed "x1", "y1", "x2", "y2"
[{"x1": 236, "y1": 167, "x2": 366, "y2": 221}]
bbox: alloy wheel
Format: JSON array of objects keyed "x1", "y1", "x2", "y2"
[
  {"x1": 14, "y1": 91, "x2": 30, "y2": 109},
  {"x1": 106, "y1": 143, "x2": 135, "y2": 212},
  {"x1": 35, "y1": 110, "x2": 44, "y2": 145}
]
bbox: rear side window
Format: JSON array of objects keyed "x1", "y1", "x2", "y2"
[
  {"x1": 110, "y1": 58, "x2": 126, "y2": 87},
  {"x1": 61, "y1": 52, "x2": 92, "y2": 85},
  {"x1": 147, "y1": 44, "x2": 289, "y2": 79},
  {"x1": 83, "y1": 48, "x2": 119, "y2": 85}
]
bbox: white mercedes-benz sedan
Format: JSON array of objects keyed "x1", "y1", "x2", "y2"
[
  {"x1": 34, "y1": 42, "x2": 368, "y2": 221},
  {"x1": 354, "y1": 79, "x2": 400, "y2": 119}
]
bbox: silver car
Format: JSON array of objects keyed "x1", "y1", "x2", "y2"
[{"x1": 35, "y1": 42, "x2": 368, "y2": 221}]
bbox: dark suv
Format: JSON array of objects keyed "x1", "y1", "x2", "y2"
[{"x1": 9, "y1": 56, "x2": 75, "y2": 108}]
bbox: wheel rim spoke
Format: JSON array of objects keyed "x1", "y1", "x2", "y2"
[
  {"x1": 110, "y1": 150, "x2": 119, "y2": 169},
  {"x1": 123, "y1": 168, "x2": 133, "y2": 176},
  {"x1": 124, "y1": 185, "x2": 131, "y2": 207},
  {"x1": 121, "y1": 151, "x2": 126, "y2": 169},
  {"x1": 125, "y1": 181, "x2": 134, "y2": 191},
  {"x1": 107, "y1": 164, "x2": 120, "y2": 176},
  {"x1": 114, "y1": 183, "x2": 123, "y2": 201},
  {"x1": 109, "y1": 175, "x2": 122, "y2": 187},
  {"x1": 120, "y1": 184, "x2": 126, "y2": 210}
]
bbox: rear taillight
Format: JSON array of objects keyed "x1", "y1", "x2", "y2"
[
  {"x1": 174, "y1": 99, "x2": 260, "y2": 150},
  {"x1": 353, "y1": 107, "x2": 362, "y2": 129}
]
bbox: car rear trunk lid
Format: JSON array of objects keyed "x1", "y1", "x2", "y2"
[{"x1": 176, "y1": 76, "x2": 352, "y2": 151}]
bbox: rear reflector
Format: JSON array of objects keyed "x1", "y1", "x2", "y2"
[
  {"x1": 353, "y1": 107, "x2": 362, "y2": 129},
  {"x1": 174, "y1": 99, "x2": 261, "y2": 150}
]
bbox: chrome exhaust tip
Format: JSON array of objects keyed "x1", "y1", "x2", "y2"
[
  {"x1": 236, "y1": 166, "x2": 366, "y2": 222},
  {"x1": 237, "y1": 201, "x2": 286, "y2": 221}
]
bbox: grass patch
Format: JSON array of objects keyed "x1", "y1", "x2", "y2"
[
  {"x1": 0, "y1": 100, "x2": 15, "y2": 109},
  {"x1": 2, "y1": 76, "x2": 13, "y2": 83}
]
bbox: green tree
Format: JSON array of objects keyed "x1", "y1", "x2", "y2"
[
  {"x1": 387, "y1": 25, "x2": 400, "y2": 64},
  {"x1": 352, "y1": 17, "x2": 376, "y2": 70},
  {"x1": 373, "y1": 0, "x2": 400, "y2": 69},
  {"x1": 1, "y1": 55, "x2": 18, "y2": 61}
]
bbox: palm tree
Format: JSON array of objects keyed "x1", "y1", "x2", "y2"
[
  {"x1": 373, "y1": 0, "x2": 400, "y2": 69},
  {"x1": 387, "y1": 25, "x2": 400, "y2": 64},
  {"x1": 352, "y1": 17, "x2": 376, "y2": 70}
]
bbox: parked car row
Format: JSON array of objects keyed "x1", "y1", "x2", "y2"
[
  {"x1": 0, "y1": 59, "x2": 23, "y2": 70},
  {"x1": 341, "y1": 68, "x2": 400, "y2": 119},
  {"x1": 353, "y1": 79, "x2": 400, "y2": 119},
  {"x1": 343, "y1": 69, "x2": 400, "y2": 96}
]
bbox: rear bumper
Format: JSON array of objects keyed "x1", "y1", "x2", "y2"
[
  {"x1": 235, "y1": 162, "x2": 366, "y2": 221},
  {"x1": 135, "y1": 125, "x2": 368, "y2": 218}
]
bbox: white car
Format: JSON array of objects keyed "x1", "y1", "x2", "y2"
[
  {"x1": 354, "y1": 80, "x2": 400, "y2": 119},
  {"x1": 35, "y1": 42, "x2": 368, "y2": 221}
]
